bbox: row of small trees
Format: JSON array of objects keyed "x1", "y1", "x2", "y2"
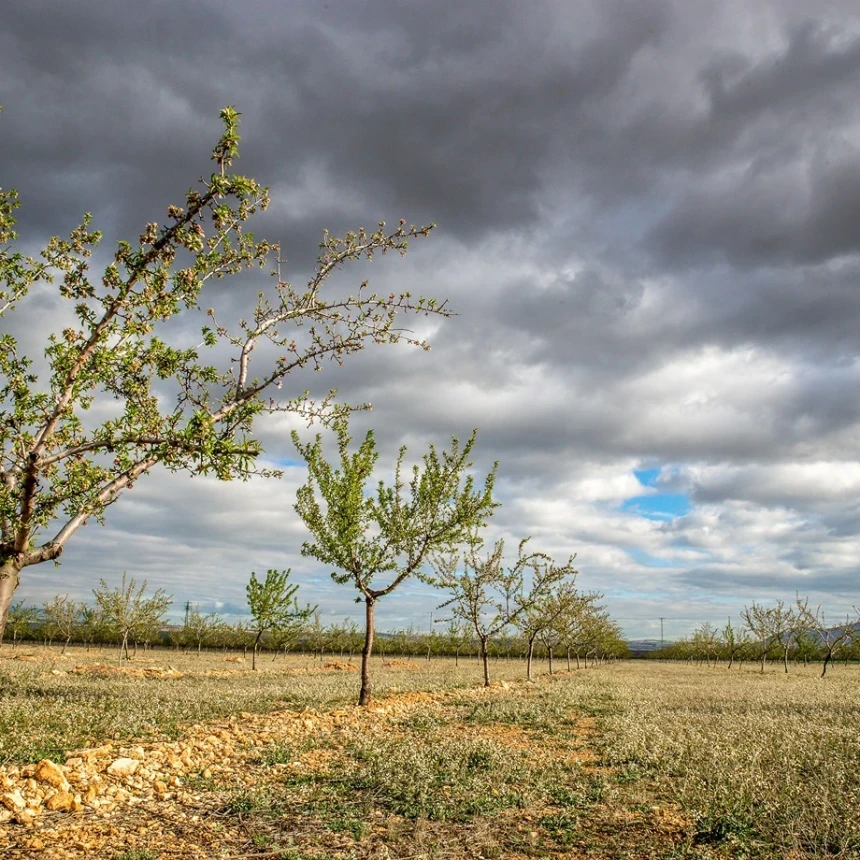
[
  {"x1": 2, "y1": 410, "x2": 628, "y2": 702},
  {"x1": 652, "y1": 598, "x2": 859, "y2": 677},
  {"x1": 5, "y1": 597, "x2": 626, "y2": 667},
  {"x1": 4, "y1": 567, "x2": 628, "y2": 680}
]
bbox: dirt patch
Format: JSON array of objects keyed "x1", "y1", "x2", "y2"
[
  {"x1": 323, "y1": 661, "x2": 359, "y2": 671},
  {"x1": 70, "y1": 664, "x2": 184, "y2": 680},
  {"x1": 382, "y1": 659, "x2": 423, "y2": 670}
]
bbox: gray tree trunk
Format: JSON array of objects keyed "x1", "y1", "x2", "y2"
[
  {"x1": 0, "y1": 559, "x2": 22, "y2": 643},
  {"x1": 480, "y1": 636, "x2": 491, "y2": 686},
  {"x1": 359, "y1": 597, "x2": 376, "y2": 706}
]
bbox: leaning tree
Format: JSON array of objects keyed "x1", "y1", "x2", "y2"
[{"x1": 0, "y1": 106, "x2": 450, "y2": 637}]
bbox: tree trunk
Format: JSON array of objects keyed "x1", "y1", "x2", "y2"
[
  {"x1": 566, "y1": 647, "x2": 571, "y2": 672},
  {"x1": 480, "y1": 636, "x2": 491, "y2": 686},
  {"x1": 783, "y1": 645, "x2": 790, "y2": 674},
  {"x1": 821, "y1": 651, "x2": 832, "y2": 678},
  {"x1": 252, "y1": 631, "x2": 262, "y2": 671},
  {"x1": 359, "y1": 596, "x2": 376, "y2": 706},
  {"x1": 61, "y1": 635, "x2": 70, "y2": 656},
  {"x1": 548, "y1": 646, "x2": 554, "y2": 675},
  {"x1": 0, "y1": 559, "x2": 22, "y2": 644},
  {"x1": 526, "y1": 635, "x2": 536, "y2": 681}
]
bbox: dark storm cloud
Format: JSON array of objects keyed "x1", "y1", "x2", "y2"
[
  {"x1": 648, "y1": 21, "x2": 860, "y2": 268},
  {"x1": 1, "y1": 0, "x2": 673, "y2": 249},
  {"x1": 679, "y1": 563, "x2": 860, "y2": 600}
]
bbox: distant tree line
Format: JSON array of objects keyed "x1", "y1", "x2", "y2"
[
  {"x1": 648, "y1": 597, "x2": 860, "y2": 677},
  {"x1": 2, "y1": 571, "x2": 628, "y2": 676}
]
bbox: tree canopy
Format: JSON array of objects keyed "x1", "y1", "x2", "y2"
[{"x1": 293, "y1": 419, "x2": 497, "y2": 704}]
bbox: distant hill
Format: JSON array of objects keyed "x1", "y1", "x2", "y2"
[{"x1": 626, "y1": 639, "x2": 665, "y2": 655}]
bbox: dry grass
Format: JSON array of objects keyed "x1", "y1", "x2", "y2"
[
  {"x1": 599, "y1": 661, "x2": 860, "y2": 858},
  {"x1": 2, "y1": 652, "x2": 858, "y2": 858},
  {"x1": 0, "y1": 646, "x2": 528, "y2": 764}
]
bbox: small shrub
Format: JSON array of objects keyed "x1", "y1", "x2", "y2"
[{"x1": 347, "y1": 733, "x2": 535, "y2": 820}]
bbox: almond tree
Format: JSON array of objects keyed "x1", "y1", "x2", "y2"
[
  {"x1": 184, "y1": 606, "x2": 221, "y2": 656},
  {"x1": 537, "y1": 582, "x2": 586, "y2": 675},
  {"x1": 246, "y1": 569, "x2": 314, "y2": 670},
  {"x1": 563, "y1": 601, "x2": 619, "y2": 668},
  {"x1": 720, "y1": 618, "x2": 749, "y2": 670},
  {"x1": 93, "y1": 572, "x2": 172, "y2": 663},
  {"x1": 293, "y1": 420, "x2": 496, "y2": 705},
  {"x1": 556, "y1": 592, "x2": 601, "y2": 670},
  {"x1": 0, "y1": 105, "x2": 449, "y2": 638},
  {"x1": 797, "y1": 601, "x2": 857, "y2": 678},
  {"x1": 433, "y1": 537, "x2": 571, "y2": 687},
  {"x1": 306, "y1": 611, "x2": 329, "y2": 661},
  {"x1": 42, "y1": 594, "x2": 80, "y2": 654},
  {"x1": 3, "y1": 600, "x2": 37, "y2": 647},
  {"x1": 77, "y1": 605, "x2": 105, "y2": 652},
  {"x1": 440, "y1": 618, "x2": 472, "y2": 666},
  {"x1": 270, "y1": 614, "x2": 311, "y2": 661},
  {"x1": 516, "y1": 575, "x2": 579, "y2": 680},
  {"x1": 741, "y1": 602, "x2": 773, "y2": 673},
  {"x1": 691, "y1": 622, "x2": 719, "y2": 667},
  {"x1": 742, "y1": 600, "x2": 797, "y2": 674}
]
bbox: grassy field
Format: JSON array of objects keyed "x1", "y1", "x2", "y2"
[
  {"x1": 1, "y1": 648, "x2": 858, "y2": 859},
  {"x1": 0, "y1": 646, "x2": 528, "y2": 764},
  {"x1": 601, "y1": 661, "x2": 860, "y2": 858}
]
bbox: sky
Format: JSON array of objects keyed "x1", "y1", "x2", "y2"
[{"x1": 3, "y1": 0, "x2": 860, "y2": 641}]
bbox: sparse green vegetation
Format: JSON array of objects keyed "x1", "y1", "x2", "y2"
[
  {"x1": 600, "y1": 662, "x2": 860, "y2": 857},
  {"x1": 113, "y1": 851, "x2": 157, "y2": 860}
]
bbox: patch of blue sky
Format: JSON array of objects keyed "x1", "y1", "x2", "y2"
[
  {"x1": 269, "y1": 456, "x2": 303, "y2": 468},
  {"x1": 633, "y1": 467, "x2": 661, "y2": 488},
  {"x1": 621, "y1": 493, "x2": 691, "y2": 521}
]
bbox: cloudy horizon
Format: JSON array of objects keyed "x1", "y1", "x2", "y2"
[{"x1": 3, "y1": 0, "x2": 860, "y2": 641}]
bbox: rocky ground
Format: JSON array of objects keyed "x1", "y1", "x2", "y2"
[{"x1": 1, "y1": 688, "x2": 434, "y2": 856}]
